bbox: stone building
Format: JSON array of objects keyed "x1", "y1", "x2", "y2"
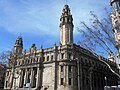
[
  {"x1": 111, "y1": 0, "x2": 120, "y2": 86},
  {"x1": 4, "y1": 4, "x2": 118, "y2": 90},
  {"x1": 111, "y1": 0, "x2": 120, "y2": 64},
  {"x1": 0, "y1": 64, "x2": 6, "y2": 89}
]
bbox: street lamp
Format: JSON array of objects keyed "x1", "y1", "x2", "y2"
[
  {"x1": 77, "y1": 59, "x2": 81, "y2": 90},
  {"x1": 104, "y1": 76, "x2": 107, "y2": 86},
  {"x1": 104, "y1": 76, "x2": 109, "y2": 90}
]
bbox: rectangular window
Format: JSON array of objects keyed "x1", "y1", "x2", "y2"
[
  {"x1": 61, "y1": 53, "x2": 64, "y2": 59},
  {"x1": 51, "y1": 55, "x2": 53, "y2": 61},
  {"x1": 68, "y1": 53, "x2": 71, "y2": 59},
  {"x1": 61, "y1": 78, "x2": 64, "y2": 85},
  {"x1": 69, "y1": 78, "x2": 71, "y2": 85},
  {"x1": 68, "y1": 66, "x2": 72, "y2": 72},
  {"x1": 47, "y1": 56, "x2": 49, "y2": 61},
  {"x1": 81, "y1": 58, "x2": 83, "y2": 61},
  {"x1": 61, "y1": 66, "x2": 63, "y2": 72},
  {"x1": 43, "y1": 57, "x2": 45, "y2": 62},
  {"x1": 36, "y1": 57, "x2": 38, "y2": 62}
]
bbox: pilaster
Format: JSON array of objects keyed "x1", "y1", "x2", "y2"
[
  {"x1": 30, "y1": 68, "x2": 34, "y2": 87},
  {"x1": 24, "y1": 68, "x2": 28, "y2": 85},
  {"x1": 36, "y1": 67, "x2": 40, "y2": 88},
  {"x1": 19, "y1": 69, "x2": 23, "y2": 88}
]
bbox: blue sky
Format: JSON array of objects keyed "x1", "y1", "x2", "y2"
[{"x1": 0, "y1": 0, "x2": 111, "y2": 53}]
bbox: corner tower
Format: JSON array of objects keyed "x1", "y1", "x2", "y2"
[
  {"x1": 14, "y1": 36, "x2": 23, "y2": 55},
  {"x1": 60, "y1": 4, "x2": 74, "y2": 45},
  {"x1": 111, "y1": 0, "x2": 120, "y2": 62}
]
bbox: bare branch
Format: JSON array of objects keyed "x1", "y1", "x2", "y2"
[{"x1": 78, "y1": 9, "x2": 116, "y2": 58}]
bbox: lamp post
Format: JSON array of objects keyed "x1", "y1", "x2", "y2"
[
  {"x1": 77, "y1": 59, "x2": 80, "y2": 90},
  {"x1": 88, "y1": 66, "x2": 94, "y2": 90},
  {"x1": 104, "y1": 76, "x2": 107, "y2": 87},
  {"x1": 104, "y1": 76, "x2": 108, "y2": 90}
]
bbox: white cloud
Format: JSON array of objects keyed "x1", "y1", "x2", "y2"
[{"x1": 0, "y1": 0, "x2": 110, "y2": 37}]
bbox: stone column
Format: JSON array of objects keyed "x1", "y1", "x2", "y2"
[
  {"x1": 84, "y1": 72, "x2": 87, "y2": 90},
  {"x1": 80, "y1": 61, "x2": 83, "y2": 90},
  {"x1": 19, "y1": 69, "x2": 23, "y2": 88},
  {"x1": 66, "y1": 65, "x2": 68, "y2": 85},
  {"x1": 92, "y1": 77, "x2": 94, "y2": 90},
  {"x1": 64, "y1": 65, "x2": 67, "y2": 86},
  {"x1": 36, "y1": 67, "x2": 39, "y2": 88},
  {"x1": 65, "y1": 51, "x2": 67, "y2": 59},
  {"x1": 58, "y1": 65, "x2": 61, "y2": 86},
  {"x1": 10, "y1": 69, "x2": 14, "y2": 89},
  {"x1": 24, "y1": 68, "x2": 28, "y2": 85},
  {"x1": 54, "y1": 44, "x2": 58, "y2": 90},
  {"x1": 30, "y1": 68, "x2": 34, "y2": 87},
  {"x1": 36, "y1": 49, "x2": 44, "y2": 90}
]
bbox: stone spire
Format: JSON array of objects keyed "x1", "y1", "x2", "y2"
[
  {"x1": 14, "y1": 36, "x2": 23, "y2": 55},
  {"x1": 60, "y1": 4, "x2": 74, "y2": 45}
]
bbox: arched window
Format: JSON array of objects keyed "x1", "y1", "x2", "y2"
[
  {"x1": 44, "y1": 88, "x2": 47, "y2": 90},
  {"x1": 61, "y1": 66, "x2": 63, "y2": 72},
  {"x1": 68, "y1": 66, "x2": 72, "y2": 72},
  {"x1": 112, "y1": 2, "x2": 120, "y2": 11},
  {"x1": 61, "y1": 53, "x2": 64, "y2": 59},
  {"x1": 61, "y1": 78, "x2": 64, "y2": 85},
  {"x1": 116, "y1": 2, "x2": 120, "y2": 10},
  {"x1": 68, "y1": 78, "x2": 72, "y2": 85}
]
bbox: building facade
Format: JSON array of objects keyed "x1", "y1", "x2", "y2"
[
  {"x1": 111, "y1": 0, "x2": 120, "y2": 63},
  {"x1": 4, "y1": 4, "x2": 118, "y2": 90},
  {"x1": 111, "y1": 0, "x2": 120, "y2": 86},
  {"x1": 0, "y1": 64, "x2": 6, "y2": 89}
]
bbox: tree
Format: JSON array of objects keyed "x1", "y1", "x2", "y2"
[
  {"x1": 0, "y1": 50, "x2": 12, "y2": 65},
  {"x1": 77, "y1": 10, "x2": 116, "y2": 60},
  {"x1": 0, "y1": 51, "x2": 12, "y2": 89},
  {"x1": 77, "y1": 9, "x2": 120, "y2": 88}
]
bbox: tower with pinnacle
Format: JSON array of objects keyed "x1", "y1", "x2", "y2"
[
  {"x1": 13, "y1": 36, "x2": 23, "y2": 55},
  {"x1": 60, "y1": 4, "x2": 74, "y2": 45}
]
